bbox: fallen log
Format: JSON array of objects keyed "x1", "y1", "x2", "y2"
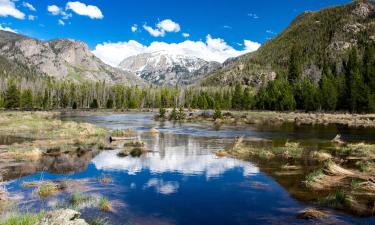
[{"x1": 109, "y1": 136, "x2": 138, "y2": 142}]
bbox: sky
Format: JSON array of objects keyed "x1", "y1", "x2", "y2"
[{"x1": 0, "y1": 0, "x2": 352, "y2": 65}]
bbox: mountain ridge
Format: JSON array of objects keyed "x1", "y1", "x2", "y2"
[
  {"x1": 118, "y1": 51, "x2": 220, "y2": 86},
  {"x1": 201, "y1": 0, "x2": 375, "y2": 87},
  {"x1": 0, "y1": 30, "x2": 145, "y2": 86}
]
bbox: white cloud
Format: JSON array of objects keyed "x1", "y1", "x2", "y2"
[
  {"x1": 23, "y1": 2, "x2": 35, "y2": 11},
  {"x1": 131, "y1": 24, "x2": 138, "y2": 32},
  {"x1": 58, "y1": 19, "x2": 65, "y2": 26},
  {"x1": 93, "y1": 34, "x2": 261, "y2": 66},
  {"x1": 143, "y1": 19, "x2": 180, "y2": 37},
  {"x1": 223, "y1": 25, "x2": 232, "y2": 29},
  {"x1": 157, "y1": 19, "x2": 180, "y2": 32},
  {"x1": 0, "y1": 0, "x2": 25, "y2": 19},
  {"x1": 248, "y1": 13, "x2": 259, "y2": 19},
  {"x1": 66, "y1": 1, "x2": 103, "y2": 19},
  {"x1": 182, "y1": 33, "x2": 190, "y2": 38},
  {"x1": 0, "y1": 24, "x2": 17, "y2": 33},
  {"x1": 143, "y1": 24, "x2": 165, "y2": 37},
  {"x1": 47, "y1": 5, "x2": 61, "y2": 15},
  {"x1": 28, "y1": 15, "x2": 35, "y2": 20},
  {"x1": 244, "y1": 40, "x2": 261, "y2": 52}
]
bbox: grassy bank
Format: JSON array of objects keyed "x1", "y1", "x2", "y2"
[
  {"x1": 0, "y1": 111, "x2": 109, "y2": 180},
  {"x1": 219, "y1": 138, "x2": 375, "y2": 216},
  {"x1": 181, "y1": 110, "x2": 375, "y2": 128}
]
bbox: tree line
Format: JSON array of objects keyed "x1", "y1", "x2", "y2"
[{"x1": 0, "y1": 45, "x2": 374, "y2": 113}]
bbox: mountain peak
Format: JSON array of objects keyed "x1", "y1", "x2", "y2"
[{"x1": 119, "y1": 51, "x2": 220, "y2": 86}]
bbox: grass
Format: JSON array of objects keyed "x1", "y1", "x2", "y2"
[
  {"x1": 0, "y1": 212, "x2": 45, "y2": 225},
  {"x1": 351, "y1": 179, "x2": 363, "y2": 189},
  {"x1": 0, "y1": 112, "x2": 108, "y2": 165},
  {"x1": 68, "y1": 192, "x2": 96, "y2": 208},
  {"x1": 36, "y1": 183, "x2": 59, "y2": 198},
  {"x1": 304, "y1": 169, "x2": 324, "y2": 187},
  {"x1": 98, "y1": 197, "x2": 112, "y2": 212},
  {"x1": 86, "y1": 218, "x2": 109, "y2": 225},
  {"x1": 321, "y1": 190, "x2": 352, "y2": 209}
]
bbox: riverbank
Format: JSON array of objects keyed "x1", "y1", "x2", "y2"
[
  {"x1": 218, "y1": 137, "x2": 375, "y2": 216},
  {"x1": 183, "y1": 110, "x2": 375, "y2": 128},
  {"x1": 0, "y1": 111, "x2": 110, "y2": 180}
]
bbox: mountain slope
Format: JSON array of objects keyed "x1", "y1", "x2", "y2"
[
  {"x1": 119, "y1": 51, "x2": 220, "y2": 86},
  {"x1": 0, "y1": 31, "x2": 145, "y2": 85},
  {"x1": 202, "y1": 0, "x2": 375, "y2": 86}
]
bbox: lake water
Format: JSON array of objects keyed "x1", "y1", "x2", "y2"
[{"x1": 4, "y1": 113, "x2": 375, "y2": 225}]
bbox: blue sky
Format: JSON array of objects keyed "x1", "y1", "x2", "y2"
[{"x1": 1, "y1": 0, "x2": 352, "y2": 64}]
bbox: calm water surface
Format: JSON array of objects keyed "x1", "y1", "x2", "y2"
[{"x1": 4, "y1": 113, "x2": 375, "y2": 225}]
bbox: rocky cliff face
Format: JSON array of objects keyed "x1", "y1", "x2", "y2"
[
  {"x1": 119, "y1": 51, "x2": 220, "y2": 86},
  {"x1": 0, "y1": 31, "x2": 145, "y2": 85},
  {"x1": 202, "y1": 0, "x2": 375, "y2": 87}
]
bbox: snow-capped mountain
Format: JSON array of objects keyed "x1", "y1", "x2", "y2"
[{"x1": 118, "y1": 51, "x2": 221, "y2": 86}]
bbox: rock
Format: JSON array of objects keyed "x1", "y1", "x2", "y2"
[
  {"x1": 297, "y1": 208, "x2": 328, "y2": 219},
  {"x1": 331, "y1": 134, "x2": 345, "y2": 144},
  {"x1": 37, "y1": 209, "x2": 88, "y2": 225},
  {"x1": 352, "y1": 1, "x2": 374, "y2": 18}
]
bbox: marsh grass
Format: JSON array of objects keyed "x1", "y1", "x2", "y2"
[
  {"x1": 36, "y1": 183, "x2": 59, "y2": 198},
  {"x1": 305, "y1": 169, "x2": 324, "y2": 186},
  {"x1": 321, "y1": 190, "x2": 352, "y2": 209},
  {"x1": 98, "y1": 197, "x2": 112, "y2": 212},
  {"x1": 86, "y1": 218, "x2": 109, "y2": 225},
  {"x1": 68, "y1": 192, "x2": 96, "y2": 208},
  {"x1": 0, "y1": 212, "x2": 45, "y2": 225}
]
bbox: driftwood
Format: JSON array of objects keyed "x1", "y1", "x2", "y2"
[{"x1": 109, "y1": 136, "x2": 138, "y2": 142}]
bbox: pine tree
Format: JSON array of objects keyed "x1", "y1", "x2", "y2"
[
  {"x1": 288, "y1": 46, "x2": 302, "y2": 83},
  {"x1": 232, "y1": 83, "x2": 243, "y2": 109},
  {"x1": 213, "y1": 105, "x2": 223, "y2": 120},
  {"x1": 20, "y1": 89, "x2": 34, "y2": 110},
  {"x1": 90, "y1": 99, "x2": 99, "y2": 109},
  {"x1": 319, "y1": 64, "x2": 338, "y2": 111},
  {"x1": 5, "y1": 82, "x2": 20, "y2": 109},
  {"x1": 106, "y1": 98, "x2": 114, "y2": 109}
]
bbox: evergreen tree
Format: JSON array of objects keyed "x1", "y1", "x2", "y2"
[
  {"x1": 232, "y1": 83, "x2": 243, "y2": 109},
  {"x1": 5, "y1": 82, "x2": 20, "y2": 109},
  {"x1": 213, "y1": 105, "x2": 223, "y2": 120},
  {"x1": 242, "y1": 87, "x2": 254, "y2": 110},
  {"x1": 158, "y1": 106, "x2": 166, "y2": 119},
  {"x1": 288, "y1": 46, "x2": 302, "y2": 83},
  {"x1": 90, "y1": 99, "x2": 99, "y2": 109},
  {"x1": 319, "y1": 65, "x2": 338, "y2": 111},
  {"x1": 106, "y1": 98, "x2": 114, "y2": 109},
  {"x1": 72, "y1": 101, "x2": 78, "y2": 110},
  {"x1": 20, "y1": 89, "x2": 34, "y2": 110}
]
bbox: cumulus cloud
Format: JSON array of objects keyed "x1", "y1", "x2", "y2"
[
  {"x1": 143, "y1": 19, "x2": 180, "y2": 37},
  {"x1": 47, "y1": 5, "x2": 61, "y2": 15},
  {"x1": 66, "y1": 1, "x2": 103, "y2": 19},
  {"x1": 131, "y1": 24, "x2": 138, "y2": 32},
  {"x1": 0, "y1": 0, "x2": 25, "y2": 19},
  {"x1": 28, "y1": 15, "x2": 35, "y2": 20},
  {"x1": 182, "y1": 33, "x2": 190, "y2": 38},
  {"x1": 157, "y1": 19, "x2": 180, "y2": 32},
  {"x1": 0, "y1": 24, "x2": 17, "y2": 33},
  {"x1": 23, "y1": 2, "x2": 35, "y2": 11},
  {"x1": 93, "y1": 35, "x2": 261, "y2": 66}
]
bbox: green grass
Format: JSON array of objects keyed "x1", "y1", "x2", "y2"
[
  {"x1": 351, "y1": 179, "x2": 363, "y2": 189},
  {"x1": 0, "y1": 212, "x2": 45, "y2": 225},
  {"x1": 98, "y1": 197, "x2": 112, "y2": 212},
  {"x1": 37, "y1": 183, "x2": 58, "y2": 198},
  {"x1": 305, "y1": 169, "x2": 324, "y2": 185},
  {"x1": 69, "y1": 192, "x2": 96, "y2": 208},
  {"x1": 321, "y1": 190, "x2": 352, "y2": 209}
]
